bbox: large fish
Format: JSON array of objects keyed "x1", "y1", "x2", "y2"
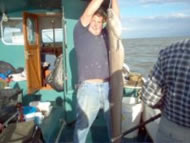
[{"x1": 107, "y1": 8, "x2": 125, "y2": 143}]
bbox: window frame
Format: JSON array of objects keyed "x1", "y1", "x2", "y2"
[
  {"x1": 0, "y1": 17, "x2": 24, "y2": 45},
  {"x1": 41, "y1": 28, "x2": 63, "y2": 44}
]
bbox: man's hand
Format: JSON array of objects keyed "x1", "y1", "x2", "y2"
[{"x1": 112, "y1": 0, "x2": 120, "y2": 17}]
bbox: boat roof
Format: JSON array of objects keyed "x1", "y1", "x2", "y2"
[
  {"x1": 0, "y1": 0, "x2": 110, "y2": 19},
  {"x1": 0, "y1": 0, "x2": 61, "y2": 15}
]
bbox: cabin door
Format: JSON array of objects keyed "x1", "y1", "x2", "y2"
[{"x1": 23, "y1": 12, "x2": 42, "y2": 94}]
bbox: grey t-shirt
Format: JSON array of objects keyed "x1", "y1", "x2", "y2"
[{"x1": 74, "y1": 21, "x2": 109, "y2": 82}]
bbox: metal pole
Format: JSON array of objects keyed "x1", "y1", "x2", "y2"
[{"x1": 111, "y1": 113, "x2": 161, "y2": 142}]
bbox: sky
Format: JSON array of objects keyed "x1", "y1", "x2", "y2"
[{"x1": 118, "y1": 0, "x2": 190, "y2": 39}]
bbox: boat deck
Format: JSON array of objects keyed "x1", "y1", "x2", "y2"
[
  {"x1": 56, "y1": 111, "x2": 153, "y2": 143},
  {"x1": 58, "y1": 111, "x2": 110, "y2": 143}
]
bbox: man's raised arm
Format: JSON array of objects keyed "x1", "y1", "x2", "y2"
[{"x1": 80, "y1": 0, "x2": 104, "y2": 27}]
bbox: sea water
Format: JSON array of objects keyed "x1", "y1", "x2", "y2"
[{"x1": 123, "y1": 36, "x2": 190, "y2": 78}]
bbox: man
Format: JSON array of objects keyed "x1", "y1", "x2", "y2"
[
  {"x1": 142, "y1": 39, "x2": 190, "y2": 143},
  {"x1": 73, "y1": 0, "x2": 119, "y2": 143}
]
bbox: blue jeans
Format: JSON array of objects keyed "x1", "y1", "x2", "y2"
[{"x1": 73, "y1": 81, "x2": 110, "y2": 143}]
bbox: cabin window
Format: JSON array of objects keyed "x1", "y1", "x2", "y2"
[
  {"x1": 27, "y1": 18, "x2": 36, "y2": 45},
  {"x1": 1, "y1": 18, "x2": 24, "y2": 45},
  {"x1": 42, "y1": 28, "x2": 62, "y2": 43}
]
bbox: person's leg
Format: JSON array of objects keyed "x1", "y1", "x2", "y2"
[
  {"x1": 101, "y1": 82, "x2": 111, "y2": 140},
  {"x1": 73, "y1": 82, "x2": 101, "y2": 143}
]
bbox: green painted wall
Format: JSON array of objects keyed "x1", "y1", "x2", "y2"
[
  {"x1": 0, "y1": 42, "x2": 25, "y2": 68},
  {"x1": 62, "y1": 0, "x2": 88, "y2": 122},
  {"x1": 0, "y1": 11, "x2": 26, "y2": 67},
  {"x1": 0, "y1": 9, "x2": 61, "y2": 68}
]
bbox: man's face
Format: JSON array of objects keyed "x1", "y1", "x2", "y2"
[{"x1": 88, "y1": 14, "x2": 104, "y2": 36}]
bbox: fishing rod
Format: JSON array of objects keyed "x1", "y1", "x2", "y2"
[{"x1": 111, "y1": 113, "x2": 162, "y2": 143}]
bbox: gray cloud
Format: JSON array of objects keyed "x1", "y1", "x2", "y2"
[
  {"x1": 121, "y1": 15, "x2": 190, "y2": 38},
  {"x1": 140, "y1": 0, "x2": 190, "y2": 4}
]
